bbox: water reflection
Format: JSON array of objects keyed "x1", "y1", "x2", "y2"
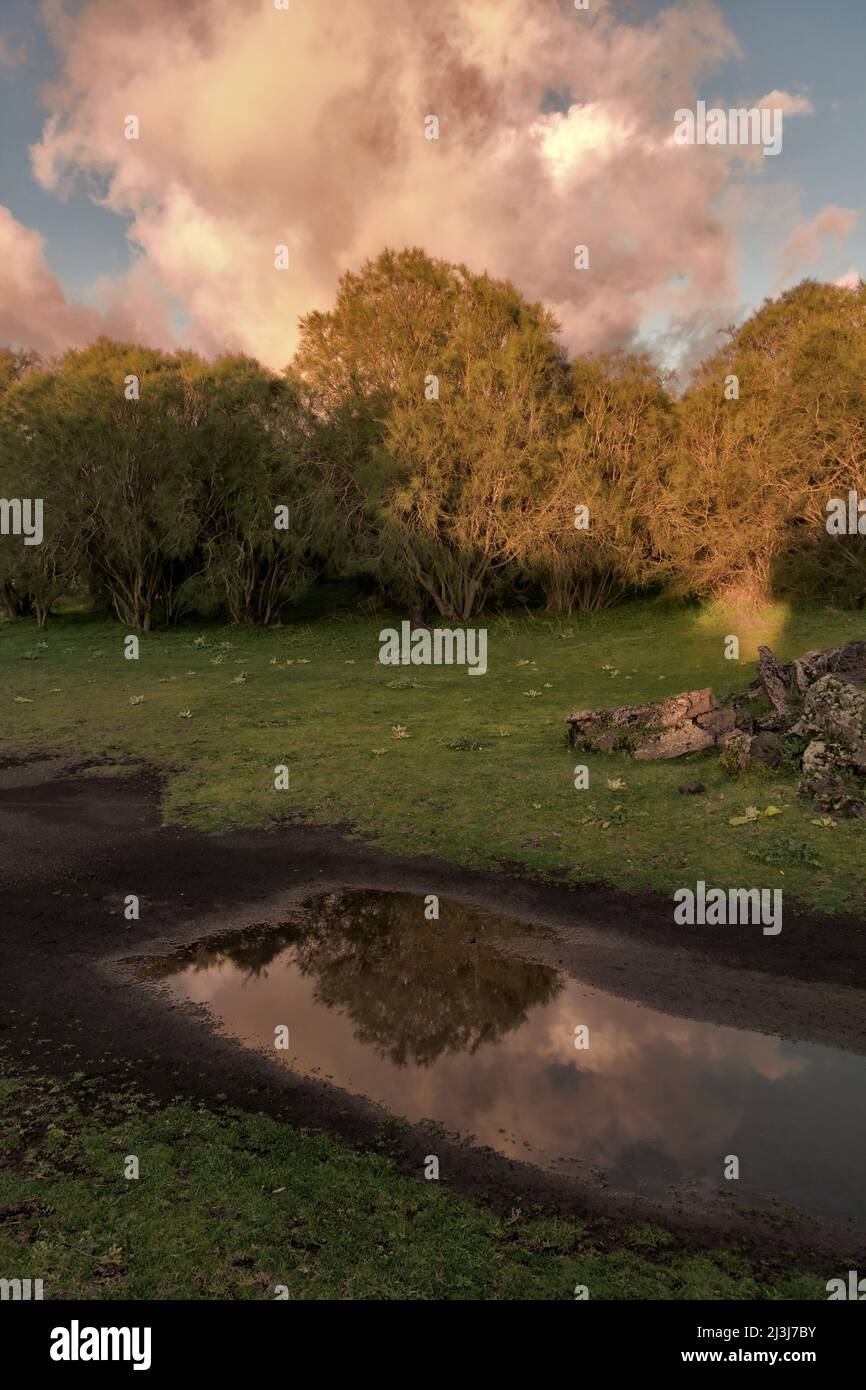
[{"x1": 143, "y1": 890, "x2": 866, "y2": 1224}]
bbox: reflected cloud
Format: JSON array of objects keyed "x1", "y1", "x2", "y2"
[{"x1": 145, "y1": 889, "x2": 866, "y2": 1222}]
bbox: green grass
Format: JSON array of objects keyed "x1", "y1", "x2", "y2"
[
  {"x1": 2, "y1": 595, "x2": 864, "y2": 912},
  {"x1": 0, "y1": 1060, "x2": 827, "y2": 1300}
]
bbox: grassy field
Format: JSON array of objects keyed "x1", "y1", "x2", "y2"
[
  {"x1": 0, "y1": 1056, "x2": 828, "y2": 1301},
  {"x1": 3, "y1": 595, "x2": 862, "y2": 1300},
  {"x1": 1, "y1": 594, "x2": 865, "y2": 912}
]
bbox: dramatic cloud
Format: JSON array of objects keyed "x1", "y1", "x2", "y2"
[
  {"x1": 0, "y1": 205, "x2": 177, "y2": 357},
  {"x1": 21, "y1": 0, "x2": 774, "y2": 367},
  {"x1": 777, "y1": 204, "x2": 860, "y2": 285}
]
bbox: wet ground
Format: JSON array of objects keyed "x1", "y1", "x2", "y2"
[
  {"x1": 2, "y1": 754, "x2": 866, "y2": 1256},
  {"x1": 144, "y1": 888, "x2": 866, "y2": 1227}
]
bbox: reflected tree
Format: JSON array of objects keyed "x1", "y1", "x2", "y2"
[{"x1": 288, "y1": 891, "x2": 561, "y2": 1067}]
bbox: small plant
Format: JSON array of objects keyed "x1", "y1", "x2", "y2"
[
  {"x1": 718, "y1": 746, "x2": 744, "y2": 778},
  {"x1": 777, "y1": 733, "x2": 812, "y2": 773},
  {"x1": 746, "y1": 837, "x2": 818, "y2": 868}
]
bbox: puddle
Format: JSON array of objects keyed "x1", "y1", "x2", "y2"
[{"x1": 142, "y1": 889, "x2": 866, "y2": 1225}]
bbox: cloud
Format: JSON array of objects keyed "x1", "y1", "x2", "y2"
[
  {"x1": 0, "y1": 204, "x2": 177, "y2": 357},
  {"x1": 834, "y1": 268, "x2": 862, "y2": 290},
  {"x1": 756, "y1": 89, "x2": 814, "y2": 117},
  {"x1": 776, "y1": 204, "x2": 860, "y2": 285},
  {"x1": 24, "y1": 0, "x2": 754, "y2": 368},
  {"x1": 0, "y1": 205, "x2": 98, "y2": 354}
]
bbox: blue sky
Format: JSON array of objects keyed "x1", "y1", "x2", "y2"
[{"x1": 0, "y1": 0, "x2": 132, "y2": 294}]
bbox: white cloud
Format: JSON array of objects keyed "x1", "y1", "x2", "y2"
[{"x1": 756, "y1": 89, "x2": 814, "y2": 117}]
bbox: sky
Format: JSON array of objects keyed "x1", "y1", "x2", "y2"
[{"x1": 0, "y1": 0, "x2": 863, "y2": 378}]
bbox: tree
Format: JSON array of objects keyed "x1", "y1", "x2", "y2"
[
  {"x1": 295, "y1": 247, "x2": 569, "y2": 618},
  {"x1": 197, "y1": 357, "x2": 322, "y2": 625},
  {"x1": 529, "y1": 351, "x2": 676, "y2": 612},
  {"x1": 664, "y1": 280, "x2": 866, "y2": 606},
  {"x1": 7, "y1": 340, "x2": 206, "y2": 630},
  {"x1": 0, "y1": 351, "x2": 82, "y2": 625}
]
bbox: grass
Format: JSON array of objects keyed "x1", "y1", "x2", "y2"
[
  {"x1": 1, "y1": 594, "x2": 865, "y2": 913},
  {"x1": 0, "y1": 1058, "x2": 829, "y2": 1301}
]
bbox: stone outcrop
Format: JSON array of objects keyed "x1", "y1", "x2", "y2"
[
  {"x1": 565, "y1": 640, "x2": 866, "y2": 815},
  {"x1": 567, "y1": 687, "x2": 751, "y2": 761}
]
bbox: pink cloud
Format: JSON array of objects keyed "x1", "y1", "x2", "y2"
[
  {"x1": 0, "y1": 205, "x2": 98, "y2": 354},
  {"x1": 23, "y1": 0, "x2": 755, "y2": 367},
  {"x1": 0, "y1": 205, "x2": 177, "y2": 357},
  {"x1": 756, "y1": 89, "x2": 814, "y2": 117},
  {"x1": 834, "y1": 268, "x2": 862, "y2": 290},
  {"x1": 777, "y1": 204, "x2": 860, "y2": 285}
]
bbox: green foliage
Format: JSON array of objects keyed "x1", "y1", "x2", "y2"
[
  {"x1": 665, "y1": 280, "x2": 866, "y2": 605},
  {"x1": 0, "y1": 354, "x2": 84, "y2": 625},
  {"x1": 778, "y1": 732, "x2": 813, "y2": 772},
  {"x1": 194, "y1": 359, "x2": 322, "y2": 624},
  {"x1": 530, "y1": 351, "x2": 676, "y2": 612},
  {"x1": 0, "y1": 342, "x2": 324, "y2": 629},
  {"x1": 298, "y1": 248, "x2": 571, "y2": 618},
  {"x1": 4, "y1": 266, "x2": 866, "y2": 623}
]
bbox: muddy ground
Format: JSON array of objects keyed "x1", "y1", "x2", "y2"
[{"x1": 2, "y1": 752, "x2": 865, "y2": 1262}]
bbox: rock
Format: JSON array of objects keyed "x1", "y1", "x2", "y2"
[
  {"x1": 797, "y1": 675, "x2": 866, "y2": 752},
  {"x1": 562, "y1": 642, "x2": 866, "y2": 807},
  {"x1": 634, "y1": 724, "x2": 715, "y2": 760},
  {"x1": 567, "y1": 688, "x2": 718, "y2": 753},
  {"x1": 593, "y1": 732, "x2": 621, "y2": 753},
  {"x1": 797, "y1": 738, "x2": 849, "y2": 806},
  {"x1": 787, "y1": 641, "x2": 866, "y2": 702},
  {"x1": 792, "y1": 659, "x2": 812, "y2": 695},
  {"x1": 757, "y1": 645, "x2": 793, "y2": 721},
  {"x1": 800, "y1": 641, "x2": 866, "y2": 684},
  {"x1": 678, "y1": 779, "x2": 706, "y2": 795},
  {"x1": 695, "y1": 705, "x2": 738, "y2": 738},
  {"x1": 801, "y1": 738, "x2": 832, "y2": 777},
  {"x1": 720, "y1": 728, "x2": 753, "y2": 772},
  {"x1": 751, "y1": 730, "x2": 781, "y2": 767}
]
